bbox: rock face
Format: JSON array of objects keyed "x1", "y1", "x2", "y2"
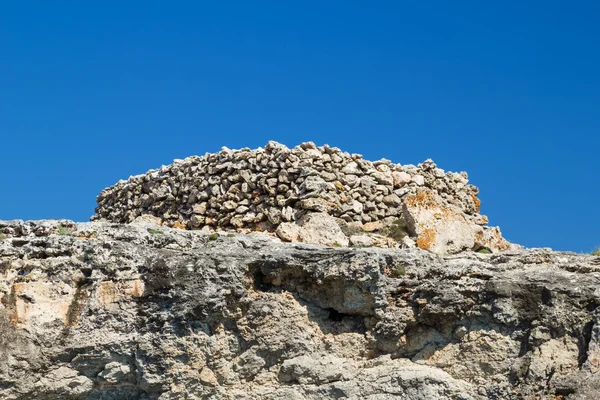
[
  {"x1": 92, "y1": 142, "x2": 514, "y2": 254},
  {"x1": 1, "y1": 219, "x2": 600, "y2": 399}
]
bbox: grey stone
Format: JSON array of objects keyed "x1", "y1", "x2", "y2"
[
  {"x1": 0, "y1": 220, "x2": 595, "y2": 399},
  {"x1": 412, "y1": 175, "x2": 425, "y2": 186},
  {"x1": 371, "y1": 171, "x2": 394, "y2": 186},
  {"x1": 349, "y1": 234, "x2": 376, "y2": 247},
  {"x1": 341, "y1": 161, "x2": 361, "y2": 174},
  {"x1": 392, "y1": 171, "x2": 412, "y2": 188},
  {"x1": 295, "y1": 213, "x2": 349, "y2": 247}
]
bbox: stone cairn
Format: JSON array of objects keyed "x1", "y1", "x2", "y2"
[{"x1": 92, "y1": 141, "x2": 514, "y2": 253}]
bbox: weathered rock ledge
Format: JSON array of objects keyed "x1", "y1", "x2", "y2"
[{"x1": 1, "y1": 219, "x2": 599, "y2": 399}]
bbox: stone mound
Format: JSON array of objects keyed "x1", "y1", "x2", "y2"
[{"x1": 92, "y1": 141, "x2": 515, "y2": 254}]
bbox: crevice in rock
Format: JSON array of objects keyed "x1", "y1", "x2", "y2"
[
  {"x1": 251, "y1": 268, "x2": 273, "y2": 292},
  {"x1": 326, "y1": 308, "x2": 345, "y2": 322},
  {"x1": 243, "y1": 263, "x2": 369, "y2": 340},
  {"x1": 246, "y1": 257, "x2": 376, "y2": 318},
  {"x1": 0, "y1": 382, "x2": 15, "y2": 389},
  {"x1": 541, "y1": 287, "x2": 553, "y2": 306},
  {"x1": 577, "y1": 319, "x2": 594, "y2": 368},
  {"x1": 11, "y1": 239, "x2": 29, "y2": 247},
  {"x1": 554, "y1": 387, "x2": 576, "y2": 398},
  {"x1": 65, "y1": 281, "x2": 92, "y2": 327},
  {"x1": 585, "y1": 299, "x2": 599, "y2": 312},
  {"x1": 545, "y1": 366, "x2": 556, "y2": 391},
  {"x1": 518, "y1": 326, "x2": 532, "y2": 358}
]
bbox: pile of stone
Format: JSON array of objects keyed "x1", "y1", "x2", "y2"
[{"x1": 93, "y1": 141, "x2": 514, "y2": 253}]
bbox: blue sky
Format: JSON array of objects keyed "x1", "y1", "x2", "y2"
[{"x1": 1, "y1": 1, "x2": 599, "y2": 252}]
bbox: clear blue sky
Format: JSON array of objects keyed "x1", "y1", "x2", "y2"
[{"x1": 1, "y1": 1, "x2": 599, "y2": 252}]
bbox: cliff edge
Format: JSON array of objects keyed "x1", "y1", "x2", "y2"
[{"x1": 1, "y1": 220, "x2": 599, "y2": 399}]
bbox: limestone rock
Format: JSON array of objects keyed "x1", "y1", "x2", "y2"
[
  {"x1": 97, "y1": 361, "x2": 133, "y2": 384},
  {"x1": 402, "y1": 189, "x2": 479, "y2": 254},
  {"x1": 0, "y1": 220, "x2": 597, "y2": 399},
  {"x1": 341, "y1": 161, "x2": 361, "y2": 174},
  {"x1": 276, "y1": 222, "x2": 301, "y2": 242},
  {"x1": 130, "y1": 214, "x2": 162, "y2": 226},
  {"x1": 363, "y1": 221, "x2": 384, "y2": 232},
  {"x1": 392, "y1": 171, "x2": 412, "y2": 187},
  {"x1": 475, "y1": 226, "x2": 519, "y2": 252},
  {"x1": 412, "y1": 174, "x2": 425, "y2": 186},
  {"x1": 279, "y1": 355, "x2": 359, "y2": 384},
  {"x1": 297, "y1": 213, "x2": 349, "y2": 247},
  {"x1": 349, "y1": 234, "x2": 376, "y2": 247},
  {"x1": 277, "y1": 213, "x2": 348, "y2": 247},
  {"x1": 34, "y1": 367, "x2": 94, "y2": 398}
]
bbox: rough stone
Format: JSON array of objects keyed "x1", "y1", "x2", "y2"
[
  {"x1": 130, "y1": 214, "x2": 163, "y2": 226},
  {"x1": 412, "y1": 174, "x2": 425, "y2": 186},
  {"x1": 349, "y1": 234, "x2": 376, "y2": 247},
  {"x1": 0, "y1": 220, "x2": 597, "y2": 399},
  {"x1": 341, "y1": 161, "x2": 361, "y2": 174},
  {"x1": 92, "y1": 142, "x2": 513, "y2": 254},
  {"x1": 296, "y1": 213, "x2": 349, "y2": 247},
  {"x1": 403, "y1": 189, "x2": 482, "y2": 254},
  {"x1": 392, "y1": 171, "x2": 412, "y2": 188},
  {"x1": 276, "y1": 222, "x2": 301, "y2": 242},
  {"x1": 363, "y1": 221, "x2": 384, "y2": 232}
]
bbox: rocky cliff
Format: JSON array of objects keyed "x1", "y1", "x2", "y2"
[{"x1": 1, "y1": 219, "x2": 600, "y2": 399}]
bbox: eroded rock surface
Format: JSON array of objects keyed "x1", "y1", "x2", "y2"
[{"x1": 1, "y1": 219, "x2": 599, "y2": 399}]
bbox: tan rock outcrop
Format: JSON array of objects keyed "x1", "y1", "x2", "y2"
[{"x1": 0, "y1": 220, "x2": 596, "y2": 399}]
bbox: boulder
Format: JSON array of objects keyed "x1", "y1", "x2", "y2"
[
  {"x1": 277, "y1": 213, "x2": 349, "y2": 247},
  {"x1": 349, "y1": 234, "x2": 376, "y2": 247},
  {"x1": 402, "y1": 189, "x2": 479, "y2": 254},
  {"x1": 130, "y1": 214, "x2": 162, "y2": 226}
]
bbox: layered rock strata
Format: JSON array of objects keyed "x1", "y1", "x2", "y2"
[
  {"x1": 92, "y1": 142, "x2": 513, "y2": 254},
  {"x1": 1, "y1": 219, "x2": 599, "y2": 399}
]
